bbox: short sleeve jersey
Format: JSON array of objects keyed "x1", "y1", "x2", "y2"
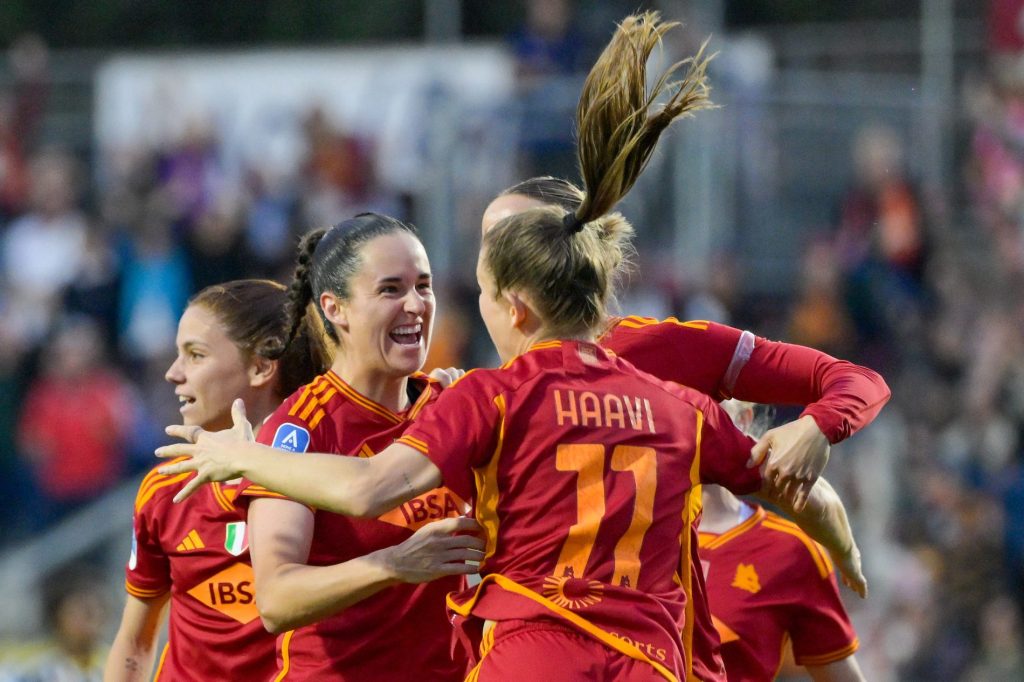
[
  {"x1": 398, "y1": 341, "x2": 761, "y2": 679},
  {"x1": 239, "y1": 371, "x2": 469, "y2": 681},
  {"x1": 699, "y1": 505, "x2": 859, "y2": 681},
  {"x1": 127, "y1": 466, "x2": 275, "y2": 681}
]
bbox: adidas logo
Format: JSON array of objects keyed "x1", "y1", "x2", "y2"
[{"x1": 176, "y1": 529, "x2": 205, "y2": 552}]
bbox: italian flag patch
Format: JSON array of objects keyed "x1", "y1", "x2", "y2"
[{"x1": 224, "y1": 521, "x2": 248, "y2": 556}]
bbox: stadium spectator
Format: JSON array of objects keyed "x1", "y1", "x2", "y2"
[{"x1": 16, "y1": 316, "x2": 135, "y2": 524}]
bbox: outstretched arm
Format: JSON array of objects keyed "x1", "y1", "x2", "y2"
[
  {"x1": 753, "y1": 476, "x2": 867, "y2": 598},
  {"x1": 156, "y1": 400, "x2": 442, "y2": 515}
]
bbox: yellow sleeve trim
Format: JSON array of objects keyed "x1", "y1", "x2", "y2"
[
  {"x1": 125, "y1": 580, "x2": 168, "y2": 599},
  {"x1": 796, "y1": 638, "x2": 860, "y2": 666},
  {"x1": 135, "y1": 473, "x2": 193, "y2": 513},
  {"x1": 396, "y1": 435, "x2": 430, "y2": 454}
]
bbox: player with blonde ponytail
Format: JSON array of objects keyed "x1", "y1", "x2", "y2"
[{"x1": 158, "y1": 15, "x2": 863, "y2": 682}]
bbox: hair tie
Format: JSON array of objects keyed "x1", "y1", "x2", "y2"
[{"x1": 563, "y1": 212, "x2": 585, "y2": 234}]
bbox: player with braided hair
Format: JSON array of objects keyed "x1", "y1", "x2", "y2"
[
  {"x1": 158, "y1": 14, "x2": 863, "y2": 681},
  {"x1": 224, "y1": 213, "x2": 482, "y2": 681}
]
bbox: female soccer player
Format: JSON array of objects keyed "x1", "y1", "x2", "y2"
[
  {"x1": 105, "y1": 279, "x2": 327, "y2": 681},
  {"x1": 228, "y1": 213, "x2": 483, "y2": 681},
  {"x1": 157, "y1": 13, "x2": 863, "y2": 681},
  {"x1": 482, "y1": 177, "x2": 890, "y2": 511},
  {"x1": 700, "y1": 401, "x2": 864, "y2": 681}
]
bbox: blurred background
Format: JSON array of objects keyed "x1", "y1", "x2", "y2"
[{"x1": 0, "y1": 1, "x2": 1020, "y2": 680}]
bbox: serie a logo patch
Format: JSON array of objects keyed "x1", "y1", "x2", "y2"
[{"x1": 272, "y1": 423, "x2": 310, "y2": 453}]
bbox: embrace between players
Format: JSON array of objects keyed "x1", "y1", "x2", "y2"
[{"x1": 105, "y1": 12, "x2": 887, "y2": 682}]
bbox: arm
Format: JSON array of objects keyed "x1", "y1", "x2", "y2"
[
  {"x1": 738, "y1": 342, "x2": 890, "y2": 511},
  {"x1": 103, "y1": 593, "x2": 170, "y2": 682},
  {"x1": 249, "y1": 498, "x2": 482, "y2": 633},
  {"x1": 732, "y1": 339, "x2": 891, "y2": 443},
  {"x1": 156, "y1": 400, "x2": 441, "y2": 515},
  {"x1": 754, "y1": 476, "x2": 867, "y2": 597},
  {"x1": 807, "y1": 655, "x2": 866, "y2": 682}
]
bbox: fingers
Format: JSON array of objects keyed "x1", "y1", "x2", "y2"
[
  {"x1": 442, "y1": 548, "x2": 486, "y2": 562},
  {"x1": 231, "y1": 399, "x2": 249, "y2": 431},
  {"x1": 748, "y1": 436, "x2": 770, "y2": 469},
  {"x1": 172, "y1": 475, "x2": 205, "y2": 503},
  {"x1": 424, "y1": 516, "x2": 483, "y2": 535},
  {"x1": 165, "y1": 424, "x2": 202, "y2": 443},
  {"x1": 791, "y1": 480, "x2": 813, "y2": 513},
  {"x1": 155, "y1": 444, "x2": 198, "y2": 460},
  {"x1": 438, "y1": 534, "x2": 487, "y2": 551},
  {"x1": 157, "y1": 459, "x2": 198, "y2": 476}
]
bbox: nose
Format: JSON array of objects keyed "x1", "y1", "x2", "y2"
[
  {"x1": 165, "y1": 355, "x2": 185, "y2": 384},
  {"x1": 404, "y1": 289, "x2": 427, "y2": 316}
]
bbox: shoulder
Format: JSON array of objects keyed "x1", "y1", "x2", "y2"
[
  {"x1": 134, "y1": 459, "x2": 196, "y2": 515},
  {"x1": 262, "y1": 373, "x2": 350, "y2": 442},
  {"x1": 603, "y1": 316, "x2": 732, "y2": 343},
  {"x1": 757, "y1": 511, "x2": 834, "y2": 580}
]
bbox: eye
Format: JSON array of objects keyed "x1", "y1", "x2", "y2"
[
  {"x1": 417, "y1": 282, "x2": 432, "y2": 292},
  {"x1": 379, "y1": 285, "x2": 399, "y2": 295},
  {"x1": 189, "y1": 351, "x2": 205, "y2": 361}
]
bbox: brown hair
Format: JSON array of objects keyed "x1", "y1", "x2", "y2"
[
  {"x1": 484, "y1": 12, "x2": 713, "y2": 337},
  {"x1": 284, "y1": 212, "x2": 419, "y2": 347},
  {"x1": 190, "y1": 279, "x2": 328, "y2": 399}
]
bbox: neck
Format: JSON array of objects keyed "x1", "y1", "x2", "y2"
[
  {"x1": 245, "y1": 391, "x2": 283, "y2": 439},
  {"x1": 700, "y1": 485, "x2": 749, "y2": 534},
  {"x1": 331, "y1": 355, "x2": 410, "y2": 412},
  {"x1": 509, "y1": 326, "x2": 598, "y2": 359}
]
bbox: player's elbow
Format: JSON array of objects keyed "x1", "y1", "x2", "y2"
[
  {"x1": 323, "y1": 476, "x2": 385, "y2": 518},
  {"x1": 257, "y1": 596, "x2": 298, "y2": 634}
]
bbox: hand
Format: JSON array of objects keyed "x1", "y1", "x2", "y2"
[
  {"x1": 155, "y1": 399, "x2": 255, "y2": 503},
  {"x1": 379, "y1": 516, "x2": 485, "y2": 584},
  {"x1": 830, "y1": 539, "x2": 868, "y2": 599},
  {"x1": 428, "y1": 366, "x2": 466, "y2": 388},
  {"x1": 750, "y1": 415, "x2": 829, "y2": 512}
]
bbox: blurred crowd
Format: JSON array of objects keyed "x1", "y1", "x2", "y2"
[{"x1": 1, "y1": 1, "x2": 1024, "y2": 680}]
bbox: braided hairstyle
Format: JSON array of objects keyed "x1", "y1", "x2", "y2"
[{"x1": 283, "y1": 212, "x2": 419, "y2": 350}]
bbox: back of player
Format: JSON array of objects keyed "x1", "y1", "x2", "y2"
[
  {"x1": 699, "y1": 506, "x2": 859, "y2": 680},
  {"x1": 400, "y1": 341, "x2": 762, "y2": 680}
]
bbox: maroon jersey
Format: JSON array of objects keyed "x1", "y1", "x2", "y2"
[
  {"x1": 398, "y1": 341, "x2": 762, "y2": 680},
  {"x1": 127, "y1": 465, "x2": 275, "y2": 681},
  {"x1": 699, "y1": 505, "x2": 859, "y2": 681},
  {"x1": 601, "y1": 315, "x2": 884, "y2": 681},
  {"x1": 599, "y1": 316, "x2": 890, "y2": 444},
  {"x1": 240, "y1": 371, "x2": 469, "y2": 681}
]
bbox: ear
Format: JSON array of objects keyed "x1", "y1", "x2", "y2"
[
  {"x1": 248, "y1": 354, "x2": 278, "y2": 390},
  {"x1": 320, "y1": 292, "x2": 349, "y2": 334},
  {"x1": 505, "y1": 291, "x2": 530, "y2": 330}
]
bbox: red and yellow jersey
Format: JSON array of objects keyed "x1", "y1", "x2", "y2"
[
  {"x1": 127, "y1": 465, "x2": 274, "y2": 681},
  {"x1": 599, "y1": 316, "x2": 890, "y2": 445},
  {"x1": 699, "y1": 505, "x2": 858, "y2": 681},
  {"x1": 239, "y1": 371, "x2": 469, "y2": 681},
  {"x1": 601, "y1": 315, "x2": 884, "y2": 680},
  {"x1": 398, "y1": 341, "x2": 762, "y2": 681}
]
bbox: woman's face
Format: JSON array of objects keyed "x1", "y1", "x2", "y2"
[
  {"x1": 165, "y1": 305, "x2": 255, "y2": 431},
  {"x1": 476, "y1": 250, "x2": 519, "y2": 363},
  {"x1": 335, "y1": 231, "x2": 434, "y2": 379}
]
